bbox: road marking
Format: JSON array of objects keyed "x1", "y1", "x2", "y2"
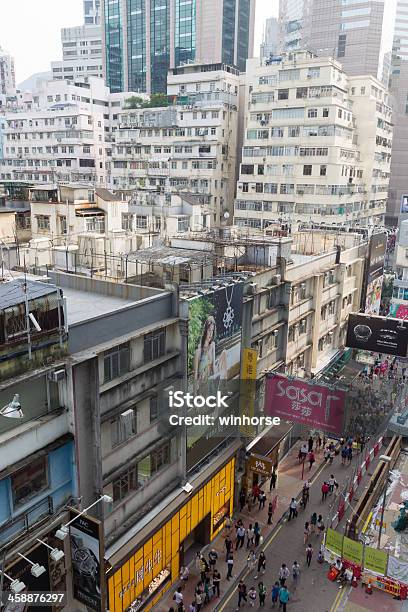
[
  {"x1": 329, "y1": 584, "x2": 351, "y2": 612},
  {"x1": 218, "y1": 525, "x2": 284, "y2": 611}
]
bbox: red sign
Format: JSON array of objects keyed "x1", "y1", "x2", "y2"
[
  {"x1": 365, "y1": 454, "x2": 371, "y2": 470},
  {"x1": 374, "y1": 443, "x2": 380, "y2": 457},
  {"x1": 264, "y1": 374, "x2": 346, "y2": 435},
  {"x1": 338, "y1": 500, "x2": 346, "y2": 521}
]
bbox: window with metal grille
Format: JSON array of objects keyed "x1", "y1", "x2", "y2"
[
  {"x1": 104, "y1": 343, "x2": 130, "y2": 382},
  {"x1": 143, "y1": 330, "x2": 166, "y2": 363}
]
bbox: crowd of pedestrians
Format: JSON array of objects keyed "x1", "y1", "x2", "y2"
[{"x1": 168, "y1": 433, "x2": 356, "y2": 612}]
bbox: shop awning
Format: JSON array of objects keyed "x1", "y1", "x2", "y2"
[{"x1": 246, "y1": 422, "x2": 294, "y2": 458}]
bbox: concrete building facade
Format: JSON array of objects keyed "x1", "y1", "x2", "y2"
[
  {"x1": 51, "y1": 25, "x2": 103, "y2": 83},
  {"x1": 0, "y1": 46, "x2": 16, "y2": 96},
  {"x1": 110, "y1": 63, "x2": 240, "y2": 225},
  {"x1": 234, "y1": 51, "x2": 391, "y2": 229},
  {"x1": 102, "y1": 0, "x2": 256, "y2": 94},
  {"x1": 278, "y1": 0, "x2": 397, "y2": 85}
]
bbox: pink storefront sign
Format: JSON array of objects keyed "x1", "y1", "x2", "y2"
[{"x1": 264, "y1": 374, "x2": 346, "y2": 435}]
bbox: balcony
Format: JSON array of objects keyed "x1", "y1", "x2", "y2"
[{"x1": 0, "y1": 495, "x2": 53, "y2": 547}]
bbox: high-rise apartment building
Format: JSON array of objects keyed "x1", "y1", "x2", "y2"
[
  {"x1": 51, "y1": 25, "x2": 103, "y2": 82},
  {"x1": 279, "y1": 0, "x2": 397, "y2": 85},
  {"x1": 234, "y1": 51, "x2": 392, "y2": 229},
  {"x1": 0, "y1": 46, "x2": 16, "y2": 96},
  {"x1": 387, "y1": 0, "x2": 408, "y2": 225},
  {"x1": 102, "y1": 0, "x2": 256, "y2": 94},
  {"x1": 110, "y1": 63, "x2": 240, "y2": 224},
  {"x1": 84, "y1": 0, "x2": 101, "y2": 24},
  {"x1": 261, "y1": 17, "x2": 279, "y2": 59}
]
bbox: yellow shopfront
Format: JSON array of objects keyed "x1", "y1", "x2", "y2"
[{"x1": 107, "y1": 458, "x2": 235, "y2": 612}]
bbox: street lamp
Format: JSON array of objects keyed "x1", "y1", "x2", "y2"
[
  {"x1": 378, "y1": 454, "x2": 392, "y2": 548},
  {"x1": 0, "y1": 394, "x2": 23, "y2": 419},
  {"x1": 36, "y1": 538, "x2": 65, "y2": 562},
  {"x1": 0, "y1": 570, "x2": 26, "y2": 593},
  {"x1": 17, "y1": 553, "x2": 46, "y2": 577},
  {"x1": 55, "y1": 494, "x2": 113, "y2": 541}
]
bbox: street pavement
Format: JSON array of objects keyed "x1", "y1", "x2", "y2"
[{"x1": 155, "y1": 437, "x2": 386, "y2": 612}]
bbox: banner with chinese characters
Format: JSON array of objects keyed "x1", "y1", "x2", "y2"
[
  {"x1": 325, "y1": 528, "x2": 343, "y2": 556},
  {"x1": 364, "y1": 546, "x2": 388, "y2": 575},
  {"x1": 239, "y1": 348, "x2": 258, "y2": 437},
  {"x1": 342, "y1": 536, "x2": 363, "y2": 565},
  {"x1": 264, "y1": 374, "x2": 345, "y2": 435},
  {"x1": 107, "y1": 458, "x2": 235, "y2": 611}
]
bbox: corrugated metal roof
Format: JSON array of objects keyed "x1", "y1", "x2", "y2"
[{"x1": 0, "y1": 278, "x2": 57, "y2": 310}]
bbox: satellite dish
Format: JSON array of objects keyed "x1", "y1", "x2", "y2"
[{"x1": 0, "y1": 394, "x2": 24, "y2": 419}]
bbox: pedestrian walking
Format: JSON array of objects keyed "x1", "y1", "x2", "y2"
[
  {"x1": 247, "y1": 549, "x2": 257, "y2": 573},
  {"x1": 259, "y1": 490, "x2": 267, "y2": 510},
  {"x1": 213, "y1": 570, "x2": 221, "y2": 598},
  {"x1": 292, "y1": 561, "x2": 300, "y2": 583},
  {"x1": 256, "y1": 551, "x2": 266, "y2": 578},
  {"x1": 317, "y1": 434, "x2": 322, "y2": 451},
  {"x1": 225, "y1": 535, "x2": 233, "y2": 561},
  {"x1": 299, "y1": 441, "x2": 308, "y2": 462},
  {"x1": 252, "y1": 483, "x2": 261, "y2": 503},
  {"x1": 328, "y1": 474, "x2": 338, "y2": 494},
  {"x1": 195, "y1": 551, "x2": 201, "y2": 572},
  {"x1": 306, "y1": 544, "x2": 313, "y2": 567},
  {"x1": 341, "y1": 446, "x2": 347, "y2": 465},
  {"x1": 236, "y1": 524, "x2": 246, "y2": 549},
  {"x1": 308, "y1": 435, "x2": 313, "y2": 452},
  {"x1": 180, "y1": 566, "x2": 189, "y2": 581},
  {"x1": 347, "y1": 446, "x2": 353, "y2": 464},
  {"x1": 239, "y1": 489, "x2": 246, "y2": 512},
  {"x1": 301, "y1": 483, "x2": 309, "y2": 510},
  {"x1": 329, "y1": 448, "x2": 335, "y2": 464},
  {"x1": 258, "y1": 582, "x2": 266, "y2": 607},
  {"x1": 303, "y1": 522, "x2": 310, "y2": 544},
  {"x1": 189, "y1": 602, "x2": 197, "y2": 612},
  {"x1": 208, "y1": 548, "x2": 218, "y2": 570},
  {"x1": 226, "y1": 552, "x2": 234, "y2": 580},
  {"x1": 267, "y1": 501, "x2": 273, "y2": 524},
  {"x1": 278, "y1": 563, "x2": 290, "y2": 586},
  {"x1": 248, "y1": 586, "x2": 257, "y2": 607},
  {"x1": 173, "y1": 588, "x2": 184, "y2": 607},
  {"x1": 323, "y1": 446, "x2": 330, "y2": 462},
  {"x1": 237, "y1": 581, "x2": 247, "y2": 608},
  {"x1": 246, "y1": 523, "x2": 255, "y2": 548},
  {"x1": 271, "y1": 582, "x2": 280, "y2": 608},
  {"x1": 278, "y1": 586, "x2": 290, "y2": 612},
  {"x1": 270, "y1": 469, "x2": 277, "y2": 491},
  {"x1": 308, "y1": 450, "x2": 315, "y2": 471},
  {"x1": 288, "y1": 498, "x2": 298, "y2": 521},
  {"x1": 321, "y1": 481, "x2": 329, "y2": 501},
  {"x1": 195, "y1": 591, "x2": 203, "y2": 612},
  {"x1": 199, "y1": 556, "x2": 208, "y2": 581},
  {"x1": 224, "y1": 515, "x2": 232, "y2": 537},
  {"x1": 254, "y1": 522, "x2": 261, "y2": 546},
  {"x1": 310, "y1": 512, "x2": 317, "y2": 535},
  {"x1": 317, "y1": 515, "x2": 325, "y2": 534}
]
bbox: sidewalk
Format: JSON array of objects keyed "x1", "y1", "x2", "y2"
[{"x1": 154, "y1": 439, "x2": 328, "y2": 612}]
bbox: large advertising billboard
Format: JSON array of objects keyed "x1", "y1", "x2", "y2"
[
  {"x1": 70, "y1": 510, "x2": 104, "y2": 612},
  {"x1": 187, "y1": 281, "x2": 244, "y2": 385},
  {"x1": 364, "y1": 233, "x2": 386, "y2": 315},
  {"x1": 346, "y1": 313, "x2": 408, "y2": 357},
  {"x1": 264, "y1": 374, "x2": 346, "y2": 435}
]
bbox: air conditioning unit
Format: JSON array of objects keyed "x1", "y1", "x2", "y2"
[
  {"x1": 271, "y1": 274, "x2": 281, "y2": 285},
  {"x1": 272, "y1": 329, "x2": 279, "y2": 337},
  {"x1": 246, "y1": 282, "x2": 258, "y2": 295},
  {"x1": 47, "y1": 369, "x2": 66, "y2": 382},
  {"x1": 120, "y1": 408, "x2": 135, "y2": 438}
]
